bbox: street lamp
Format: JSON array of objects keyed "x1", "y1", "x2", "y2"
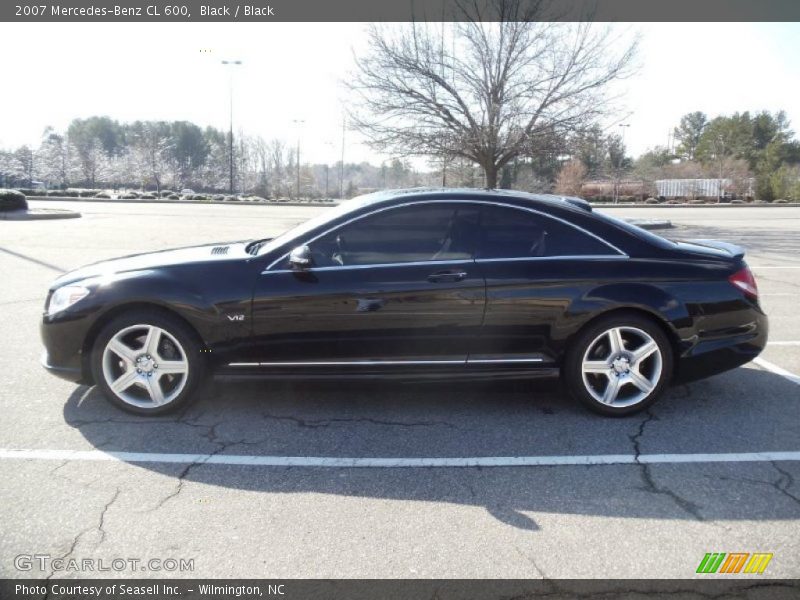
[
  {"x1": 221, "y1": 59, "x2": 242, "y2": 194},
  {"x1": 614, "y1": 123, "x2": 630, "y2": 203},
  {"x1": 292, "y1": 119, "x2": 305, "y2": 199}
]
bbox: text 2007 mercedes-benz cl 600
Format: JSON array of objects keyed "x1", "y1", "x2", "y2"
[{"x1": 41, "y1": 189, "x2": 767, "y2": 416}]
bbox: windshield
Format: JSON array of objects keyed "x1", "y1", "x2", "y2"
[{"x1": 256, "y1": 194, "x2": 378, "y2": 256}]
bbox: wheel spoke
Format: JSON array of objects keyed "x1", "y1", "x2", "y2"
[
  {"x1": 633, "y1": 340, "x2": 658, "y2": 364},
  {"x1": 144, "y1": 376, "x2": 165, "y2": 405},
  {"x1": 583, "y1": 360, "x2": 610, "y2": 374},
  {"x1": 107, "y1": 338, "x2": 137, "y2": 364},
  {"x1": 157, "y1": 360, "x2": 188, "y2": 375},
  {"x1": 602, "y1": 375, "x2": 622, "y2": 405},
  {"x1": 143, "y1": 326, "x2": 162, "y2": 358},
  {"x1": 110, "y1": 369, "x2": 139, "y2": 394},
  {"x1": 628, "y1": 369, "x2": 654, "y2": 394},
  {"x1": 607, "y1": 328, "x2": 625, "y2": 356}
]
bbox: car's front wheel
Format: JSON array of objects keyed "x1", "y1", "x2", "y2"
[
  {"x1": 91, "y1": 309, "x2": 203, "y2": 415},
  {"x1": 564, "y1": 313, "x2": 673, "y2": 416}
]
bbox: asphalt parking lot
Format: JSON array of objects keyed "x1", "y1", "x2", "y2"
[{"x1": 1, "y1": 200, "x2": 799, "y2": 579}]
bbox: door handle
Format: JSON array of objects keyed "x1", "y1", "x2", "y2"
[{"x1": 427, "y1": 270, "x2": 468, "y2": 283}]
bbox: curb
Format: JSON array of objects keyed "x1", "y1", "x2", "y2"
[
  {"x1": 27, "y1": 196, "x2": 340, "y2": 208},
  {"x1": 626, "y1": 219, "x2": 672, "y2": 230},
  {"x1": 599, "y1": 203, "x2": 800, "y2": 209},
  {"x1": 29, "y1": 196, "x2": 800, "y2": 209},
  {"x1": 0, "y1": 208, "x2": 81, "y2": 221}
]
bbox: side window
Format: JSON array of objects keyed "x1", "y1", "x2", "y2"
[
  {"x1": 478, "y1": 205, "x2": 617, "y2": 259},
  {"x1": 308, "y1": 204, "x2": 479, "y2": 267}
]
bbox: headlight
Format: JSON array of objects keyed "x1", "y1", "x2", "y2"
[{"x1": 47, "y1": 285, "x2": 90, "y2": 315}]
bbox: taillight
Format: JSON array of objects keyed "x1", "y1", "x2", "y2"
[{"x1": 728, "y1": 266, "x2": 758, "y2": 300}]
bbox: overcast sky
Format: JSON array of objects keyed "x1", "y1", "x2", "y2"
[{"x1": 0, "y1": 22, "x2": 797, "y2": 165}]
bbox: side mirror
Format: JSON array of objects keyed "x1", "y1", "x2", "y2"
[{"x1": 288, "y1": 245, "x2": 313, "y2": 270}]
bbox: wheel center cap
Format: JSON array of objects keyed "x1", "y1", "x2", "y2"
[
  {"x1": 137, "y1": 355, "x2": 156, "y2": 373},
  {"x1": 612, "y1": 356, "x2": 630, "y2": 374}
]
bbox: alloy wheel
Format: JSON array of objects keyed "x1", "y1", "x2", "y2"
[
  {"x1": 580, "y1": 326, "x2": 663, "y2": 408},
  {"x1": 101, "y1": 324, "x2": 189, "y2": 409}
]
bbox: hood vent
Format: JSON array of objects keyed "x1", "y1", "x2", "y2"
[{"x1": 211, "y1": 246, "x2": 229, "y2": 255}]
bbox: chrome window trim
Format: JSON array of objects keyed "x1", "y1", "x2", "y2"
[
  {"x1": 475, "y1": 255, "x2": 630, "y2": 264},
  {"x1": 263, "y1": 258, "x2": 474, "y2": 275},
  {"x1": 262, "y1": 199, "x2": 627, "y2": 274}
]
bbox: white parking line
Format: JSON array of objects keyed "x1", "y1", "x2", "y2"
[
  {"x1": 0, "y1": 448, "x2": 799, "y2": 468},
  {"x1": 752, "y1": 357, "x2": 800, "y2": 385},
  {"x1": 767, "y1": 341, "x2": 800, "y2": 346}
]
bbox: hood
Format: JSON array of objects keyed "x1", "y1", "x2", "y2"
[{"x1": 51, "y1": 241, "x2": 252, "y2": 288}]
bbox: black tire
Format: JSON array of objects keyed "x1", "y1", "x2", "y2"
[
  {"x1": 90, "y1": 308, "x2": 205, "y2": 415},
  {"x1": 563, "y1": 312, "x2": 674, "y2": 417}
]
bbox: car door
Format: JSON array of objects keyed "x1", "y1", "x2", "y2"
[
  {"x1": 471, "y1": 203, "x2": 624, "y2": 366},
  {"x1": 248, "y1": 202, "x2": 485, "y2": 370}
]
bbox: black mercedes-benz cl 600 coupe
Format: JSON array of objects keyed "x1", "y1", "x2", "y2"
[{"x1": 41, "y1": 188, "x2": 767, "y2": 416}]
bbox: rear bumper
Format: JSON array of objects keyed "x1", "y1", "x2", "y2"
[{"x1": 675, "y1": 308, "x2": 768, "y2": 383}]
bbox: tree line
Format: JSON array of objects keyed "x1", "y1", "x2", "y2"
[{"x1": 0, "y1": 116, "x2": 427, "y2": 199}]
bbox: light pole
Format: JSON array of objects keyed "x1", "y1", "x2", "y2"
[
  {"x1": 292, "y1": 119, "x2": 305, "y2": 199},
  {"x1": 221, "y1": 59, "x2": 242, "y2": 194},
  {"x1": 614, "y1": 123, "x2": 630, "y2": 203},
  {"x1": 340, "y1": 116, "x2": 346, "y2": 199}
]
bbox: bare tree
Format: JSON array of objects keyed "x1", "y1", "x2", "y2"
[
  {"x1": 131, "y1": 124, "x2": 172, "y2": 193},
  {"x1": 348, "y1": 1, "x2": 636, "y2": 188}
]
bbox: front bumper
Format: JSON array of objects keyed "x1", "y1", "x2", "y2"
[
  {"x1": 40, "y1": 350, "x2": 83, "y2": 383},
  {"x1": 40, "y1": 312, "x2": 92, "y2": 384}
]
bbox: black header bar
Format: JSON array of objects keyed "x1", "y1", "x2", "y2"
[{"x1": 3, "y1": 0, "x2": 800, "y2": 22}]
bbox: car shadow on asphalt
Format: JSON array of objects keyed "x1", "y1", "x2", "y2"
[{"x1": 62, "y1": 367, "x2": 800, "y2": 530}]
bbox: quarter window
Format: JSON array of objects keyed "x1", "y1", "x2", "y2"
[
  {"x1": 478, "y1": 205, "x2": 617, "y2": 259},
  {"x1": 308, "y1": 205, "x2": 479, "y2": 267}
]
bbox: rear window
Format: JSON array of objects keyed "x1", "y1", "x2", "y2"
[
  {"x1": 591, "y1": 210, "x2": 677, "y2": 249},
  {"x1": 478, "y1": 205, "x2": 618, "y2": 259}
]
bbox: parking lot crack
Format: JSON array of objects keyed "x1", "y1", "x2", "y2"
[
  {"x1": 770, "y1": 461, "x2": 800, "y2": 506},
  {"x1": 629, "y1": 410, "x2": 705, "y2": 521},
  {"x1": 260, "y1": 411, "x2": 457, "y2": 429},
  {"x1": 145, "y1": 425, "x2": 234, "y2": 512},
  {"x1": 42, "y1": 487, "x2": 120, "y2": 586}
]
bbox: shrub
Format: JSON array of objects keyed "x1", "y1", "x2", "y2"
[
  {"x1": 94, "y1": 192, "x2": 111, "y2": 199},
  {"x1": 644, "y1": 197, "x2": 659, "y2": 204},
  {"x1": 0, "y1": 189, "x2": 28, "y2": 212},
  {"x1": 665, "y1": 199, "x2": 684, "y2": 205},
  {"x1": 79, "y1": 189, "x2": 99, "y2": 197},
  {"x1": 160, "y1": 190, "x2": 175, "y2": 198},
  {"x1": 140, "y1": 193, "x2": 156, "y2": 199},
  {"x1": 193, "y1": 195, "x2": 209, "y2": 201},
  {"x1": 62, "y1": 189, "x2": 81, "y2": 197},
  {"x1": 119, "y1": 193, "x2": 138, "y2": 199},
  {"x1": 730, "y1": 199, "x2": 745, "y2": 204},
  {"x1": 212, "y1": 194, "x2": 225, "y2": 202},
  {"x1": 248, "y1": 195, "x2": 267, "y2": 202},
  {"x1": 773, "y1": 198, "x2": 789, "y2": 204},
  {"x1": 224, "y1": 195, "x2": 239, "y2": 201},
  {"x1": 168, "y1": 194, "x2": 180, "y2": 200},
  {"x1": 687, "y1": 198, "x2": 707, "y2": 204}
]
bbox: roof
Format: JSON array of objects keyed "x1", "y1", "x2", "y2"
[{"x1": 348, "y1": 187, "x2": 592, "y2": 212}]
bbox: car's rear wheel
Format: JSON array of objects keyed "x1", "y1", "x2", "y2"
[
  {"x1": 91, "y1": 309, "x2": 203, "y2": 415},
  {"x1": 564, "y1": 313, "x2": 673, "y2": 416}
]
